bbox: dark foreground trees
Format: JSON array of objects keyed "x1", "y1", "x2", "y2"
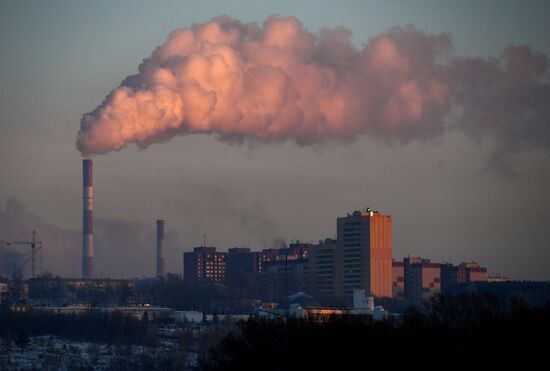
[
  {"x1": 201, "y1": 293, "x2": 550, "y2": 370},
  {"x1": 0, "y1": 306, "x2": 156, "y2": 346},
  {"x1": 1, "y1": 293, "x2": 548, "y2": 370}
]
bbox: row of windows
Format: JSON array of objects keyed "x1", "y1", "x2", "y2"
[
  {"x1": 199, "y1": 269, "x2": 226, "y2": 273},
  {"x1": 344, "y1": 237, "x2": 361, "y2": 246},
  {"x1": 343, "y1": 233, "x2": 362, "y2": 238},
  {"x1": 316, "y1": 280, "x2": 334, "y2": 285},
  {"x1": 318, "y1": 289, "x2": 334, "y2": 293},
  {"x1": 315, "y1": 270, "x2": 333, "y2": 275},
  {"x1": 344, "y1": 252, "x2": 362, "y2": 257},
  {"x1": 344, "y1": 284, "x2": 361, "y2": 290},
  {"x1": 343, "y1": 264, "x2": 362, "y2": 269},
  {"x1": 314, "y1": 261, "x2": 332, "y2": 266},
  {"x1": 315, "y1": 262, "x2": 332, "y2": 267},
  {"x1": 197, "y1": 255, "x2": 226, "y2": 260},
  {"x1": 343, "y1": 232, "x2": 361, "y2": 237},
  {"x1": 314, "y1": 258, "x2": 333, "y2": 264},
  {"x1": 343, "y1": 222, "x2": 361, "y2": 227},
  {"x1": 342, "y1": 230, "x2": 360, "y2": 235},
  {"x1": 316, "y1": 268, "x2": 333, "y2": 273},
  {"x1": 343, "y1": 247, "x2": 361, "y2": 252},
  {"x1": 344, "y1": 271, "x2": 361, "y2": 277},
  {"x1": 343, "y1": 260, "x2": 361, "y2": 264}
]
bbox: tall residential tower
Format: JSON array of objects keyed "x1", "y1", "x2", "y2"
[{"x1": 336, "y1": 209, "x2": 392, "y2": 297}]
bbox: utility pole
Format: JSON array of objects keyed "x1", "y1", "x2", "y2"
[
  {"x1": 284, "y1": 249, "x2": 288, "y2": 297},
  {"x1": 31, "y1": 230, "x2": 36, "y2": 279}
]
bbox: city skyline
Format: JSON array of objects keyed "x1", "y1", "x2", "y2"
[{"x1": 1, "y1": 1, "x2": 549, "y2": 280}]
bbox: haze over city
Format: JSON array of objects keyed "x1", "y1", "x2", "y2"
[{"x1": 1, "y1": 0, "x2": 549, "y2": 281}]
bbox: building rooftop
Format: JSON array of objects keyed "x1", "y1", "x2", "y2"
[{"x1": 278, "y1": 292, "x2": 319, "y2": 310}]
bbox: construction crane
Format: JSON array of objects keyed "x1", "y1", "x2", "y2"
[{"x1": 0, "y1": 230, "x2": 43, "y2": 278}]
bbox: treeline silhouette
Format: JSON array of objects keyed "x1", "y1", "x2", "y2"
[
  {"x1": 27, "y1": 273, "x2": 550, "y2": 315},
  {"x1": 201, "y1": 293, "x2": 549, "y2": 370},
  {"x1": 448, "y1": 280, "x2": 550, "y2": 308},
  {"x1": 28, "y1": 273, "x2": 254, "y2": 312},
  {"x1": 0, "y1": 306, "x2": 156, "y2": 346}
]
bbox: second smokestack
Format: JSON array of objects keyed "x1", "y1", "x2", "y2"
[
  {"x1": 82, "y1": 159, "x2": 94, "y2": 279},
  {"x1": 156, "y1": 219, "x2": 165, "y2": 278}
]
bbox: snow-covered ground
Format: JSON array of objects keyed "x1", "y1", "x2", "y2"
[
  {"x1": 1, "y1": 336, "x2": 110, "y2": 370},
  {"x1": 0, "y1": 335, "x2": 197, "y2": 370}
]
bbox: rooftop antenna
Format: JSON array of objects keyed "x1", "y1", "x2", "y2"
[{"x1": 203, "y1": 233, "x2": 206, "y2": 248}]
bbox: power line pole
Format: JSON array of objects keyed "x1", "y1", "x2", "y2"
[{"x1": 31, "y1": 230, "x2": 36, "y2": 279}]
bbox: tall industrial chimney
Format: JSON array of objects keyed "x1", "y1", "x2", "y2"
[
  {"x1": 82, "y1": 159, "x2": 94, "y2": 279},
  {"x1": 156, "y1": 219, "x2": 165, "y2": 278}
]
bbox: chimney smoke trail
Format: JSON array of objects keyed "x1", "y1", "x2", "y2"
[{"x1": 76, "y1": 15, "x2": 550, "y2": 172}]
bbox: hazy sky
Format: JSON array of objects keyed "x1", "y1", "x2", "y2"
[{"x1": 1, "y1": 0, "x2": 549, "y2": 279}]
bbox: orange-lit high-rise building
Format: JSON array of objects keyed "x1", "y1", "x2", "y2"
[{"x1": 336, "y1": 209, "x2": 392, "y2": 297}]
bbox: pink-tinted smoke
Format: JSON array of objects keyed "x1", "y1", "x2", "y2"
[{"x1": 76, "y1": 15, "x2": 550, "y2": 164}]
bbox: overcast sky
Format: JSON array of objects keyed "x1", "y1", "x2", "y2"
[{"x1": 1, "y1": 0, "x2": 549, "y2": 279}]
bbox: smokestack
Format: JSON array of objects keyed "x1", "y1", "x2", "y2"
[
  {"x1": 156, "y1": 219, "x2": 165, "y2": 278},
  {"x1": 82, "y1": 159, "x2": 94, "y2": 279}
]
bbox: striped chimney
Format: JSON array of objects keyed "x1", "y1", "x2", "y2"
[
  {"x1": 82, "y1": 159, "x2": 94, "y2": 279},
  {"x1": 156, "y1": 219, "x2": 165, "y2": 278}
]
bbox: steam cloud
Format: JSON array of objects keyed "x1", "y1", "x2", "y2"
[{"x1": 77, "y1": 15, "x2": 550, "y2": 165}]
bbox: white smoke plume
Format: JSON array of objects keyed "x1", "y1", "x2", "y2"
[{"x1": 77, "y1": 15, "x2": 550, "y2": 167}]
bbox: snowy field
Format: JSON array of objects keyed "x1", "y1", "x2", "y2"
[{"x1": 0, "y1": 335, "x2": 197, "y2": 370}]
